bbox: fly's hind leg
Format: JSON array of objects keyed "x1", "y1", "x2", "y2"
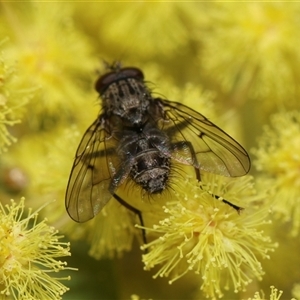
[
  {"x1": 192, "y1": 154, "x2": 243, "y2": 213},
  {"x1": 171, "y1": 140, "x2": 243, "y2": 213},
  {"x1": 113, "y1": 193, "x2": 147, "y2": 245}
]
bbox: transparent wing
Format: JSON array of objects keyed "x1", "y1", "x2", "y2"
[
  {"x1": 154, "y1": 99, "x2": 251, "y2": 177},
  {"x1": 65, "y1": 117, "x2": 120, "y2": 222}
]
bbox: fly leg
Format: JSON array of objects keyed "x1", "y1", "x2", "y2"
[
  {"x1": 113, "y1": 193, "x2": 147, "y2": 245},
  {"x1": 82, "y1": 153, "x2": 148, "y2": 244},
  {"x1": 170, "y1": 140, "x2": 243, "y2": 213}
]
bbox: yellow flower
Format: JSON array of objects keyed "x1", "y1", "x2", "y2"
[
  {"x1": 0, "y1": 198, "x2": 74, "y2": 300},
  {"x1": 245, "y1": 285, "x2": 295, "y2": 300},
  {"x1": 87, "y1": 198, "x2": 138, "y2": 259},
  {"x1": 0, "y1": 42, "x2": 32, "y2": 153},
  {"x1": 139, "y1": 175, "x2": 276, "y2": 299},
  {"x1": 199, "y1": 3, "x2": 300, "y2": 112},
  {"x1": 73, "y1": 2, "x2": 197, "y2": 61},
  {"x1": 0, "y1": 3, "x2": 96, "y2": 133},
  {"x1": 252, "y1": 110, "x2": 300, "y2": 236}
]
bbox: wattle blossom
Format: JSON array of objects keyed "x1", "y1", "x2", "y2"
[
  {"x1": 0, "y1": 198, "x2": 74, "y2": 299},
  {"x1": 253, "y1": 110, "x2": 300, "y2": 236},
  {"x1": 139, "y1": 175, "x2": 277, "y2": 299}
]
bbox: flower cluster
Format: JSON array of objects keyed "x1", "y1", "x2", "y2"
[
  {"x1": 245, "y1": 285, "x2": 295, "y2": 300},
  {"x1": 0, "y1": 45, "x2": 31, "y2": 153},
  {"x1": 200, "y1": 2, "x2": 300, "y2": 112},
  {"x1": 139, "y1": 175, "x2": 276, "y2": 299},
  {"x1": 88, "y1": 198, "x2": 138, "y2": 259},
  {"x1": 0, "y1": 198, "x2": 74, "y2": 299},
  {"x1": 253, "y1": 110, "x2": 300, "y2": 236}
]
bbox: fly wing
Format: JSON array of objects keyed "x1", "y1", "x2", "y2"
[
  {"x1": 154, "y1": 98, "x2": 250, "y2": 177},
  {"x1": 65, "y1": 116, "x2": 120, "y2": 222}
]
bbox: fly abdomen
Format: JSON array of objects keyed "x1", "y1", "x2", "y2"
[{"x1": 131, "y1": 150, "x2": 170, "y2": 194}]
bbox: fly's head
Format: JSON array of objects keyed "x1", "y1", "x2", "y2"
[{"x1": 95, "y1": 66, "x2": 151, "y2": 126}]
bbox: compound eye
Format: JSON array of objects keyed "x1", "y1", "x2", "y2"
[
  {"x1": 95, "y1": 71, "x2": 118, "y2": 94},
  {"x1": 120, "y1": 67, "x2": 144, "y2": 81},
  {"x1": 95, "y1": 67, "x2": 144, "y2": 94}
]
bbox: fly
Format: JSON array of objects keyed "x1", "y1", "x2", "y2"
[{"x1": 65, "y1": 63, "x2": 251, "y2": 225}]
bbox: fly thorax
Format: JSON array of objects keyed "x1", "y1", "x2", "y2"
[{"x1": 103, "y1": 78, "x2": 151, "y2": 126}]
